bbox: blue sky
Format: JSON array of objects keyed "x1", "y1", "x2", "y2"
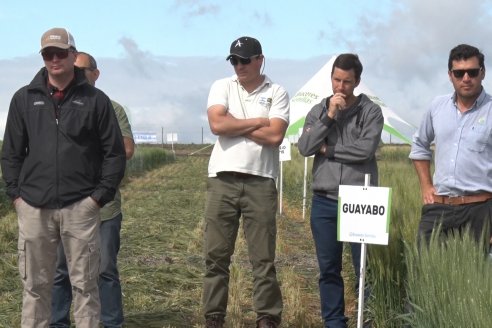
[
  {"x1": 1, "y1": 0, "x2": 492, "y2": 143},
  {"x1": 0, "y1": 0, "x2": 393, "y2": 60}
]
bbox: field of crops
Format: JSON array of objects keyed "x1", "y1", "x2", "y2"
[{"x1": 0, "y1": 144, "x2": 491, "y2": 327}]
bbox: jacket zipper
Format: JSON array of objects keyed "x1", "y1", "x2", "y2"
[
  {"x1": 54, "y1": 87, "x2": 76, "y2": 208},
  {"x1": 336, "y1": 122, "x2": 344, "y2": 186},
  {"x1": 50, "y1": 95, "x2": 61, "y2": 207}
]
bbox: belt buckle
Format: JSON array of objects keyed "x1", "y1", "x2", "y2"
[{"x1": 447, "y1": 196, "x2": 464, "y2": 205}]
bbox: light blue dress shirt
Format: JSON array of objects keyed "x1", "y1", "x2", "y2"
[{"x1": 409, "y1": 89, "x2": 492, "y2": 196}]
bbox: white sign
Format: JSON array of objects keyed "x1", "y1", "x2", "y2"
[
  {"x1": 166, "y1": 133, "x2": 178, "y2": 143},
  {"x1": 338, "y1": 185, "x2": 392, "y2": 245},
  {"x1": 279, "y1": 138, "x2": 291, "y2": 161}
]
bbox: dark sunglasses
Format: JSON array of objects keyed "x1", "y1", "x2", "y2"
[
  {"x1": 41, "y1": 49, "x2": 71, "y2": 61},
  {"x1": 229, "y1": 56, "x2": 259, "y2": 66},
  {"x1": 451, "y1": 67, "x2": 482, "y2": 79}
]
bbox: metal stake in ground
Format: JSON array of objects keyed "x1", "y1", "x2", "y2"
[{"x1": 357, "y1": 173, "x2": 370, "y2": 328}]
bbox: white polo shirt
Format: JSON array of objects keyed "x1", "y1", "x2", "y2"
[{"x1": 207, "y1": 75, "x2": 290, "y2": 179}]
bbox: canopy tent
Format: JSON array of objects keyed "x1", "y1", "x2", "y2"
[{"x1": 286, "y1": 55, "x2": 416, "y2": 144}]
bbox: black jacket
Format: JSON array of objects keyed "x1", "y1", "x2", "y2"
[{"x1": 1, "y1": 67, "x2": 126, "y2": 208}]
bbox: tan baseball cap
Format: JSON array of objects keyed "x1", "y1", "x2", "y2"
[{"x1": 40, "y1": 27, "x2": 76, "y2": 51}]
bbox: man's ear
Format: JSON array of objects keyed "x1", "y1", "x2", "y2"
[{"x1": 93, "y1": 68, "x2": 100, "y2": 82}]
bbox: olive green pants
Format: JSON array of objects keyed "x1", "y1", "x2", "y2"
[{"x1": 202, "y1": 174, "x2": 283, "y2": 323}]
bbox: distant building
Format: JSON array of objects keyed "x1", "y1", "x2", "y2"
[{"x1": 133, "y1": 132, "x2": 158, "y2": 144}]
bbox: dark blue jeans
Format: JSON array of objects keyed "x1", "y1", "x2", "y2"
[
  {"x1": 50, "y1": 214, "x2": 123, "y2": 328},
  {"x1": 311, "y1": 194, "x2": 361, "y2": 328}
]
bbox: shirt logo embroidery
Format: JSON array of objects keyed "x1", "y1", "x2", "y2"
[
  {"x1": 72, "y1": 100, "x2": 84, "y2": 106},
  {"x1": 258, "y1": 96, "x2": 272, "y2": 109},
  {"x1": 478, "y1": 117, "x2": 486, "y2": 124},
  {"x1": 33, "y1": 101, "x2": 44, "y2": 106}
]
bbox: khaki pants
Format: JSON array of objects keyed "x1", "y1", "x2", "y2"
[
  {"x1": 16, "y1": 197, "x2": 101, "y2": 328},
  {"x1": 202, "y1": 174, "x2": 283, "y2": 323}
]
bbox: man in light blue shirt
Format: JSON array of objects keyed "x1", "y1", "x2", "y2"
[{"x1": 410, "y1": 44, "x2": 492, "y2": 244}]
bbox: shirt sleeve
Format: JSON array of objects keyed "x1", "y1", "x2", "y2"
[
  {"x1": 409, "y1": 103, "x2": 434, "y2": 161},
  {"x1": 111, "y1": 100, "x2": 134, "y2": 139},
  {"x1": 269, "y1": 84, "x2": 290, "y2": 123},
  {"x1": 207, "y1": 78, "x2": 229, "y2": 109}
]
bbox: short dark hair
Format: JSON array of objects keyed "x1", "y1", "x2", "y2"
[
  {"x1": 331, "y1": 53, "x2": 363, "y2": 81},
  {"x1": 448, "y1": 44, "x2": 484, "y2": 71},
  {"x1": 77, "y1": 51, "x2": 98, "y2": 70}
]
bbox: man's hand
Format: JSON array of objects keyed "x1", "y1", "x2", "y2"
[
  {"x1": 421, "y1": 184, "x2": 437, "y2": 205},
  {"x1": 13, "y1": 197, "x2": 22, "y2": 206},
  {"x1": 208, "y1": 105, "x2": 270, "y2": 137},
  {"x1": 245, "y1": 118, "x2": 288, "y2": 147},
  {"x1": 412, "y1": 160, "x2": 435, "y2": 205},
  {"x1": 254, "y1": 117, "x2": 271, "y2": 129},
  {"x1": 327, "y1": 93, "x2": 347, "y2": 118},
  {"x1": 90, "y1": 196, "x2": 101, "y2": 208}
]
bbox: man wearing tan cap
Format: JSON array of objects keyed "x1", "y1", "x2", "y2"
[{"x1": 1, "y1": 27, "x2": 126, "y2": 328}]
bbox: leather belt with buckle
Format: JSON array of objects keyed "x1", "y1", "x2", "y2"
[{"x1": 433, "y1": 193, "x2": 492, "y2": 205}]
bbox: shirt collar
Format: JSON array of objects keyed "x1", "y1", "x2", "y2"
[
  {"x1": 452, "y1": 87, "x2": 486, "y2": 111},
  {"x1": 231, "y1": 74, "x2": 270, "y2": 92}
]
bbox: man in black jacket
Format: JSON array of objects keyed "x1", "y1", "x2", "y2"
[{"x1": 1, "y1": 27, "x2": 126, "y2": 328}]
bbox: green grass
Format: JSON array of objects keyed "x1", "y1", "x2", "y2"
[
  {"x1": 119, "y1": 155, "x2": 206, "y2": 327},
  {"x1": 405, "y1": 230, "x2": 492, "y2": 327},
  {"x1": 364, "y1": 145, "x2": 420, "y2": 327},
  {"x1": 126, "y1": 146, "x2": 175, "y2": 176},
  {"x1": 0, "y1": 145, "x2": 491, "y2": 327}
]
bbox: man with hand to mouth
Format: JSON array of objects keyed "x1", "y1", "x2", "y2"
[{"x1": 298, "y1": 53, "x2": 384, "y2": 328}]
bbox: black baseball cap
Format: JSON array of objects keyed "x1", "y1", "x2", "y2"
[{"x1": 226, "y1": 36, "x2": 262, "y2": 60}]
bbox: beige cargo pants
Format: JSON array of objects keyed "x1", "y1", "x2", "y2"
[{"x1": 16, "y1": 196, "x2": 101, "y2": 328}]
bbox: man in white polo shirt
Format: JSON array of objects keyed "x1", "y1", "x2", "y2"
[{"x1": 202, "y1": 36, "x2": 289, "y2": 328}]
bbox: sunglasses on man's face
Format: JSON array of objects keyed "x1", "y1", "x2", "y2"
[
  {"x1": 451, "y1": 67, "x2": 482, "y2": 79},
  {"x1": 229, "y1": 56, "x2": 259, "y2": 66},
  {"x1": 41, "y1": 49, "x2": 71, "y2": 61}
]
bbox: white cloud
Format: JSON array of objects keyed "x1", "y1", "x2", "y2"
[
  {"x1": 172, "y1": 0, "x2": 219, "y2": 18},
  {"x1": 347, "y1": 0, "x2": 492, "y2": 126},
  {"x1": 4, "y1": 0, "x2": 492, "y2": 145}
]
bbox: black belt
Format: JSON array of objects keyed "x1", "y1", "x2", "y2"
[{"x1": 217, "y1": 171, "x2": 257, "y2": 179}]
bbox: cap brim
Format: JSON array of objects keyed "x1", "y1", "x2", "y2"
[
  {"x1": 40, "y1": 43, "x2": 72, "y2": 51},
  {"x1": 226, "y1": 53, "x2": 250, "y2": 60}
]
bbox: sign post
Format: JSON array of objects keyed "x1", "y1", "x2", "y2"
[
  {"x1": 166, "y1": 133, "x2": 178, "y2": 156},
  {"x1": 278, "y1": 139, "x2": 291, "y2": 215},
  {"x1": 338, "y1": 174, "x2": 392, "y2": 328}
]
